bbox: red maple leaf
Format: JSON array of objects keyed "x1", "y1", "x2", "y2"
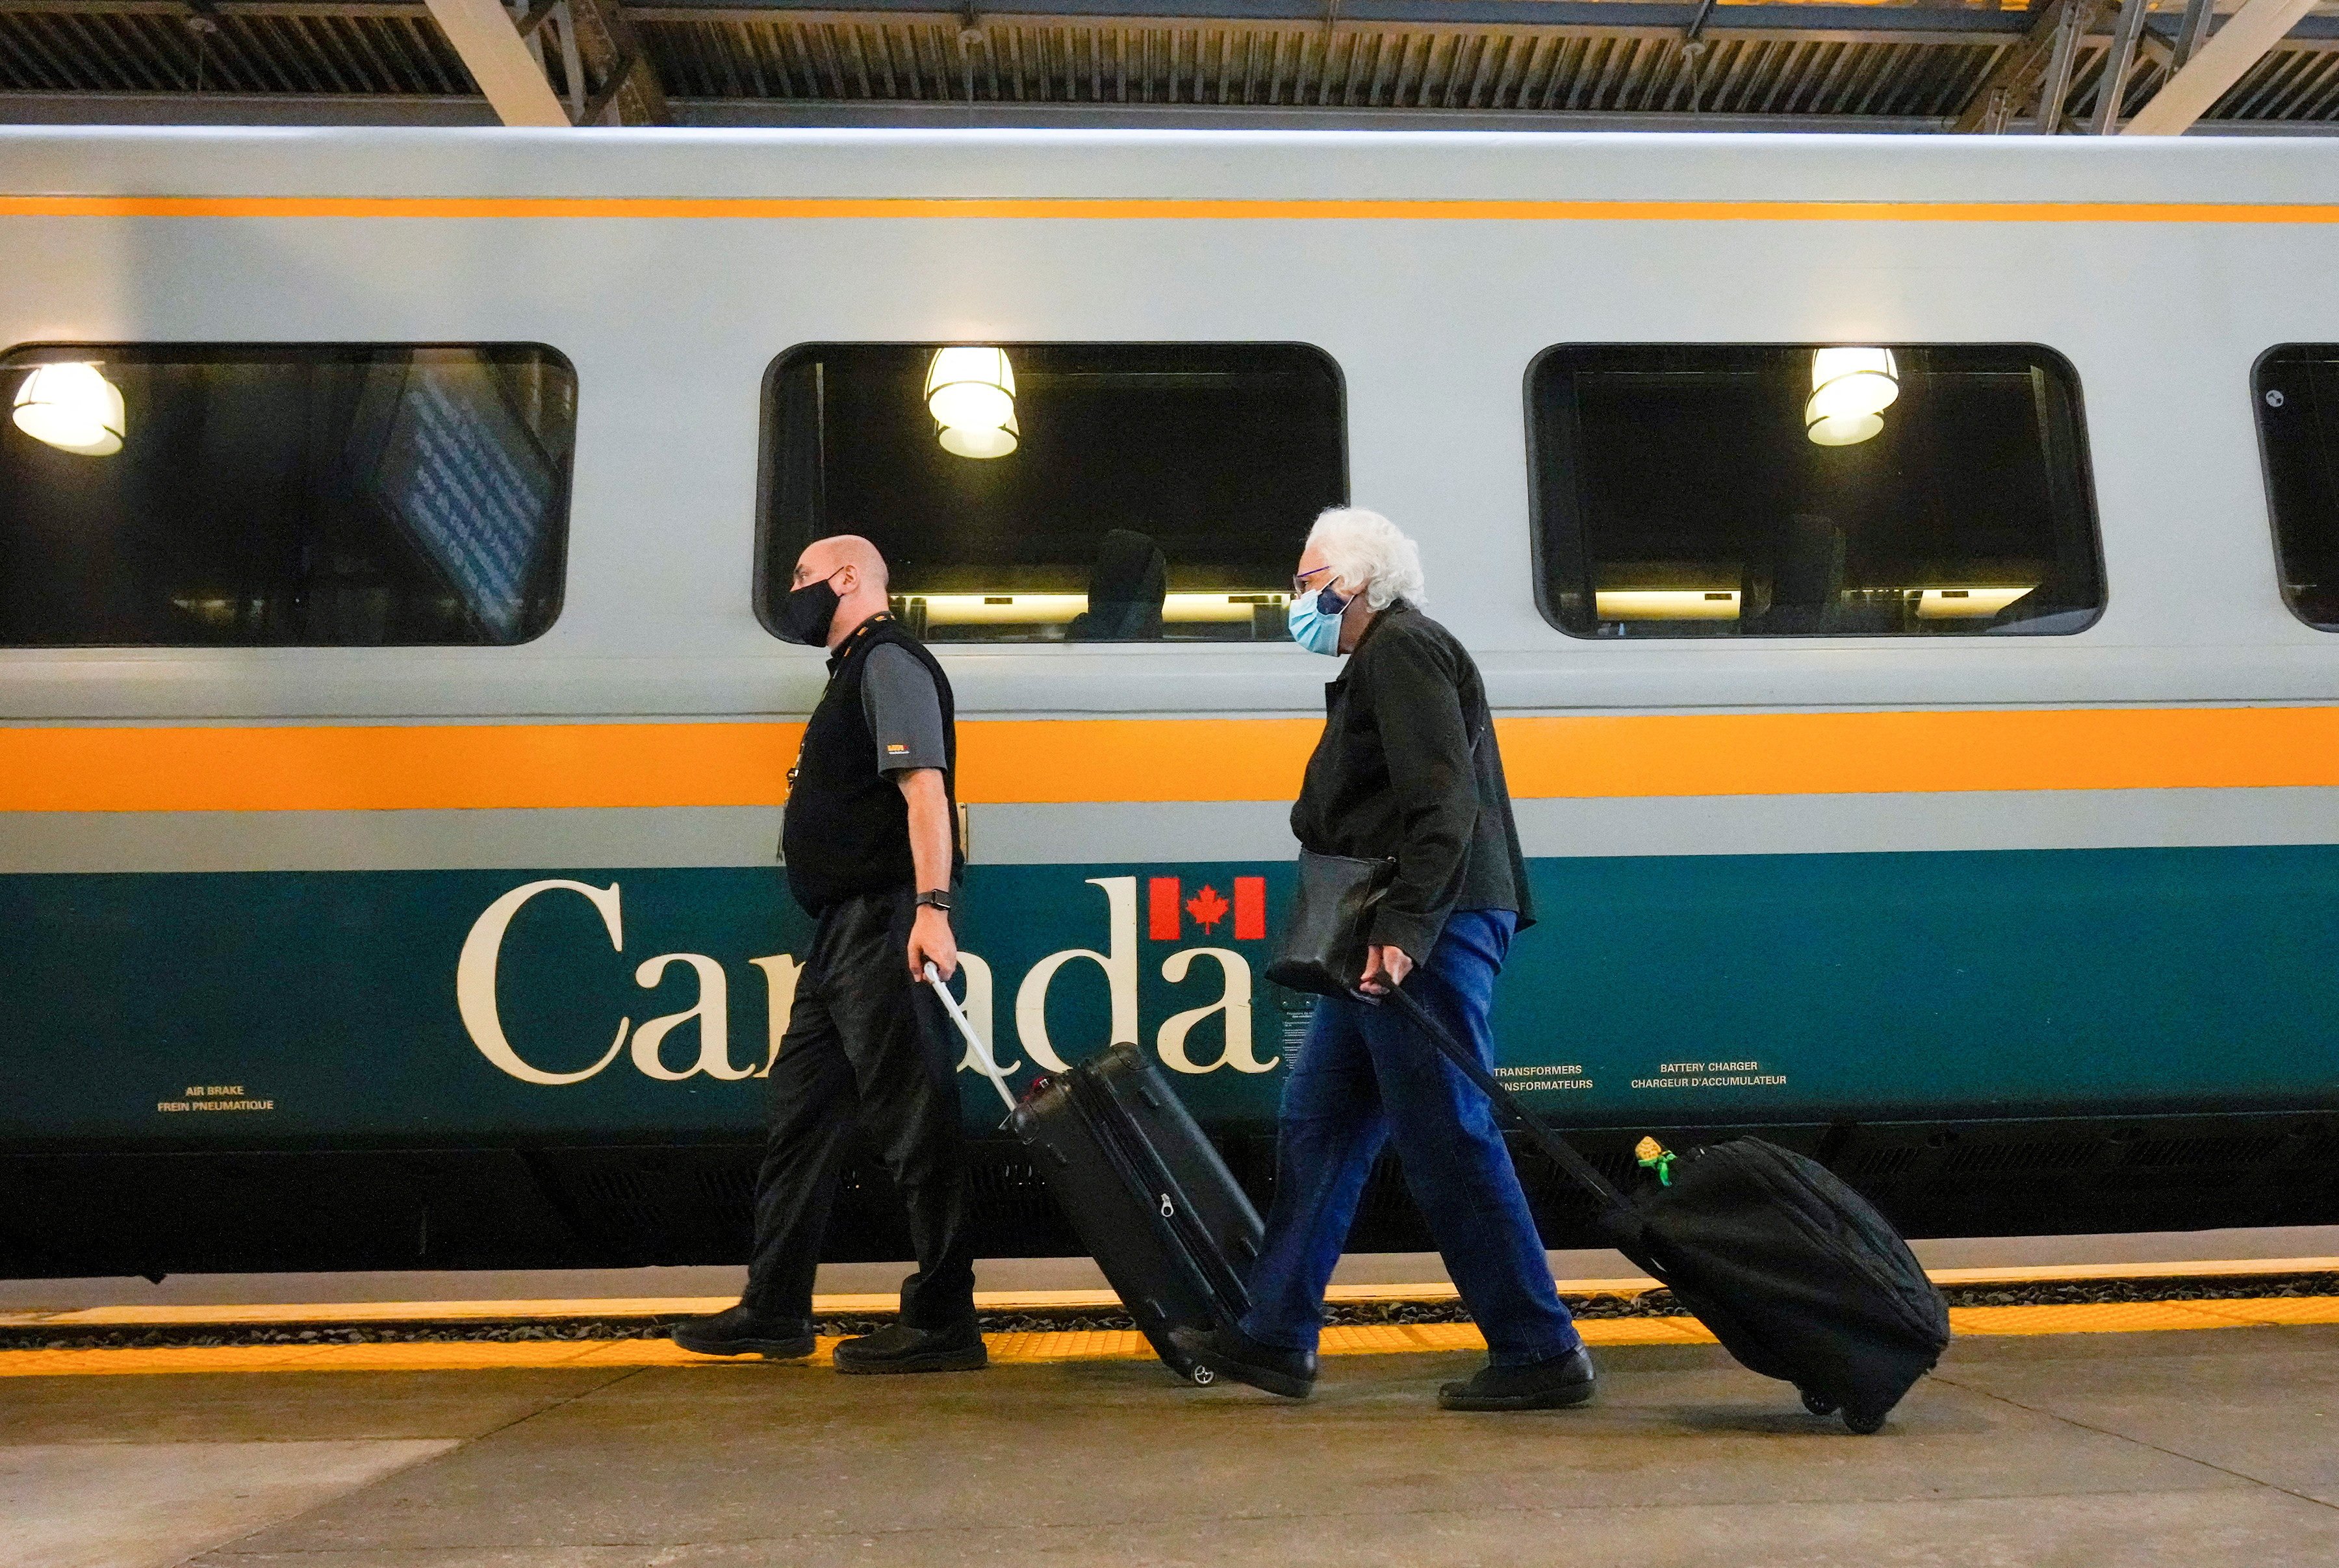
[{"x1": 1186, "y1": 885, "x2": 1230, "y2": 933}]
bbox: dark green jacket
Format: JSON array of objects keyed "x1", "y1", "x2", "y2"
[{"x1": 1288, "y1": 600, "x2": 1534, "y2": 963}]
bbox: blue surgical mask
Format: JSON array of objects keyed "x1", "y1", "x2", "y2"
[{"x1": 1286, "y1": 582, "x2": 1349, "y2": 655}]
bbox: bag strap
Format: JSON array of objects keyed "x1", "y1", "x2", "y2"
[
  {"x1": 925, "y1": 962, "x2": 1020, "y2": 1117},
  {"x1": 1383, "y1": 985, "x2": 1631, "y2": 1217}
]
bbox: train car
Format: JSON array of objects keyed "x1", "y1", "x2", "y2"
[{"x1": 5, "y1": 126, "x2": 2339, "y2": 1278}]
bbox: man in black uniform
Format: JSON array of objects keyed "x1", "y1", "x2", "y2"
[{"x1": 673, "y1": 535, "x2": 982, "y2": 1374}]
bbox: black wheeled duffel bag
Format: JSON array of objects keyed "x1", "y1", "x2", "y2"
[
  {"x1": 925, "y1": 966, "x2": 1262, "y2": 1384},
  {"x1": 1382, "y1": 986, "x2": 1949, "y2": 1433},
  {"x1": 1611, "y1": 1134, "x2": 1951, "y2": 1432}
]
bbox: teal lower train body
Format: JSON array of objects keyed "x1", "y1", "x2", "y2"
[{"x1": 6, "y1": 846, "x2": 2337, "y2": 1274}]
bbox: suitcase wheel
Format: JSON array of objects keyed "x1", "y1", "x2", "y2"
[
  {"x1": 1798, "y1": 1389, "x2": 1838, "y2": 1418},
  {"x1": 1841, "y1": 1408, "x2": 1887, "y2": 1436},
  {"x1": 1190, "y1": 1364, "x2": 1217, "y2": 1387}
]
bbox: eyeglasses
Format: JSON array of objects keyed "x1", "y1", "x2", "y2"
[{"x1": 1292, "y1": 565, "x2": 1335, "y2": 598}]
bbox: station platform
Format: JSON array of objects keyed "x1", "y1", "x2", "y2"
[{"x1": 10, "y1": 1234, "x2": 2339, "y2": 1568}]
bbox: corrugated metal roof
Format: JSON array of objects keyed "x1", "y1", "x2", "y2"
[
  {"x1": 632, "y1": 18, "x2": 2005, "y2": 117},
  {"x1": 0, "y1": 0, "x2": 2335, "y2": 129},
  {"x1": 0, "y1": 4, "x2": 473, "y2": 96}
]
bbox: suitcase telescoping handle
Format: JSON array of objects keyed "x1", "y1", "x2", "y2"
[
  {"x1": 925, "y1": 961, "x2": 1021, "y2": 1116},
  {"x1": 1381, "y1": 985, "x2": 1633, "y2": 1219}
]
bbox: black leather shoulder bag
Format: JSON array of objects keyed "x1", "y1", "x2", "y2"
[
  {"x1": 1266, "y1": 719, "x2": 1488, "y2": 997},
  {"x1": 1263, "y1": 849, "x2": 1398, "y2": 998}
]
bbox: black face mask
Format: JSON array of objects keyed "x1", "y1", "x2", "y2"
[{"x1": 776, "y1": 574, "x2": 842, "y2": 646}]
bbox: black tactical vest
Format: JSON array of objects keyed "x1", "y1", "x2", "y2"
[{"x1": 780, "y1": 614, "x2": 960, "y2": 916}]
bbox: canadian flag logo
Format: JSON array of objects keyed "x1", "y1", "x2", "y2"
[{"x1": 1149, "y1": 876, "x2": 1265, "y2": 941}]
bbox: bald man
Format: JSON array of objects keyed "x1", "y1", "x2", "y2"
[{"x1": 674, "y1": 535, "x2": 982, "y2": 1374}]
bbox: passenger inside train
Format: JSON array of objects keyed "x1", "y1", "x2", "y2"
[{"x1": 1064, "y1": 527, "x2": 1167, "y2": 641}]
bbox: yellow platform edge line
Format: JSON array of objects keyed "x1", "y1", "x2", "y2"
[
  {"x1": 17, "y1": 1258, "x2": 2339, "y2": 1330},
  {"x1": 0, "y1": 1283, "x2": 1513, "y2": 1329},
  {"x1": 10, "y1": 1298, "x2": 2339, "y2": 1376}
]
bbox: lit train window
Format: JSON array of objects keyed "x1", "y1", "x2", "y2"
[
  {"x1": 758, "y1": 344, "x2": 1346, "y2": 643},
  {"x1": 1527, "y1": 345, "x2": 2102, "y2": 639},
  {"x1": 0, "y1": 344, "x2": 574, "y2": 646},
  {"x1": 2256, "y1": 346, "x2": 2339, "y2": 631}
]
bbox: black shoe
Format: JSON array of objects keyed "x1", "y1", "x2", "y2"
[
  {"x1": 670, "y1": 1304, "x2": 816, "y2": 1360},
  {"x1": 1168, "y1": 1324, "x2": 1316, "y2": 1400},
  {"x1": 832, "y1": 1320, "x2": 988, "y2": 1374},
  {"x1": 1438, "y1": 1345, "x2": 1597, "y2": 1411}
]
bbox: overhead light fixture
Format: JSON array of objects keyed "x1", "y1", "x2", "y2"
[
  {"x1": 925, "y1": 346, "x2": 1017, "y2": 459},
  {"x1": 938, "y1": 411, "x2": 1017, "y2": 461},
  {"x1": 1805, "y1": 347, "x2": 1897, "y2": 448},
  {"x1": 11, "y1": 361, "x2": 125, "y2": 456}
]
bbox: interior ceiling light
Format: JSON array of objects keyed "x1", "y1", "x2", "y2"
[
  {"x1": 11, "y1": 361, "x2": 125, "y2": 456},
  {"x1": 1917, "y1": 585, "x2": 2038, "y2": 619},
  {"x1": 925, "y1": 346, "x2": 1017, "y2": 459},
  {"x1": 1596, "y1": 589, "x2": 1743, "y2": 621},
  {"x1": 1805, "y1": 346, "x2": 1897, "y2": 448}
]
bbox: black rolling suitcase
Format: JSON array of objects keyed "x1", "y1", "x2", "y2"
[
  {"x1": 1384, "y1": 987, "x2": 1949, "y2": 1433},
  {"x1": 925, "y1": 967, "x2": 1262, "y2": 1384}
]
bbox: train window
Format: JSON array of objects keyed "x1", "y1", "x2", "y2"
[
  {"x1": 1527, "y1": 345, "x2": 2102, "y2": 639},
  {"x1": 0, "y1": 344, "x2": 574, "y2": 646},
  {"x1": 758, "y1": 343, "x2": 1346, "y2": 642},
  {"x1": 2256, "y1": 346, "x2": 2339, "y2": 631}
]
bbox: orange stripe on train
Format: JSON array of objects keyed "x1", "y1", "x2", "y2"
[
  {"x1": 0, "y1": 720, "x2": 1309, "y2": 811},
  {"x1": 5, "y1": 196, "x2": 2339, "y2": 225},
  {"x1": 5, "y1": 707, "x2": 2339, "y2": 812}
]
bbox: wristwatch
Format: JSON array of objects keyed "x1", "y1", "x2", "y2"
[{"x1": 915, "y1": 890, "x2": 955, "y2": 913}]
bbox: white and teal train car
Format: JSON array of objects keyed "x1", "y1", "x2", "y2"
[{"x1": 5, "y1": 127, "x2": 2339, "y2": 1274}]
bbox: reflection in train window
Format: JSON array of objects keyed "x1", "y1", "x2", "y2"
[
  {"x1": 2255, "y1": 346, "x2": 2339, "y2": 631},
  {"x1": 1527, "y1": 345, "x2": 2103, "y2": 639},
  {"x1": 0, "y1": 344, "x2": 574, "y2": 647},
  {"x1": 759, "y1": 344, "x2": 1346, "y2": 643}
]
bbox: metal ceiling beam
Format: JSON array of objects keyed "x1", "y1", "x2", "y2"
[
  {"x1": 421, "y1": 0, "x2": 665, "y2": 127},
  {"x1": 2123, "y1": 0, "x2": 2320, "y2": 134},
  {"x1": 627, "y1": 0, "x2": 2027, "y2": 36},
  {"x1": 421, "y1": 0, "x2": 568, "y2": 123},
  {"x1": 2036, "y1": 0, "x2": 2093, "y2": 133},
  {"x1": 563, "y1": 0, "x2": 669, "y2": 124},
  {"x1": 2172, "y1": 0, "x2": 2214, "y2": 66},
  {"x1": 0, "y1": 90, "x2": 496, "y2": 120},
  {"x1": 1949, "y1": 0, "x2": 2112, "y2": 134},
  {"x1": 10, "y1": 0, "x2": 2339, "y2": 40},
  {"x1": 2088, "y1": 0, "x2": 2147, "y2": 133},
  {"x1": 0, "y1": 0, "x2": 2025, "y2": 25}
]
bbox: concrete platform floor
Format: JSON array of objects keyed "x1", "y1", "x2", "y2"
[{"x1": 8, "y1": 1324, "x2": 2339, "y2": 1568}]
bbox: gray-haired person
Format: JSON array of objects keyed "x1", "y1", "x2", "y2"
[{"x1": 1173, "y1": 507, "x2": 1592, "y2": 1410}]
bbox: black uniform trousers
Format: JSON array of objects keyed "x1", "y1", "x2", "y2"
[{"x1": 743, "y1": 887, "x2": 977, "y2": 1328}]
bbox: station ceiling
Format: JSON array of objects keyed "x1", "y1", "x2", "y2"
[{"x1": 2, "y1": 0, "x2": 2336, "y2": 133}]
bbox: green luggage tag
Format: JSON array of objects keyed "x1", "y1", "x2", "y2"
[{"x1": 1635, "y1": 1135, "x2": 1677, "y2": 1187}]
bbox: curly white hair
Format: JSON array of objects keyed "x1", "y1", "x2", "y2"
[{"x1": 1305, "y1": 507, "x2": 1426, "y2": 612}]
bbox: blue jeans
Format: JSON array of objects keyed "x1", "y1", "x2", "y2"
[{"x1": 1240, "y1": 909, "x2": 1581, "y2": 1366}]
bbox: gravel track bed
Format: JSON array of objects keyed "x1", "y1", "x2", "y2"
[{"x1": 6, "y1": 1272, "x2": 2334, "y2": 1350}]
